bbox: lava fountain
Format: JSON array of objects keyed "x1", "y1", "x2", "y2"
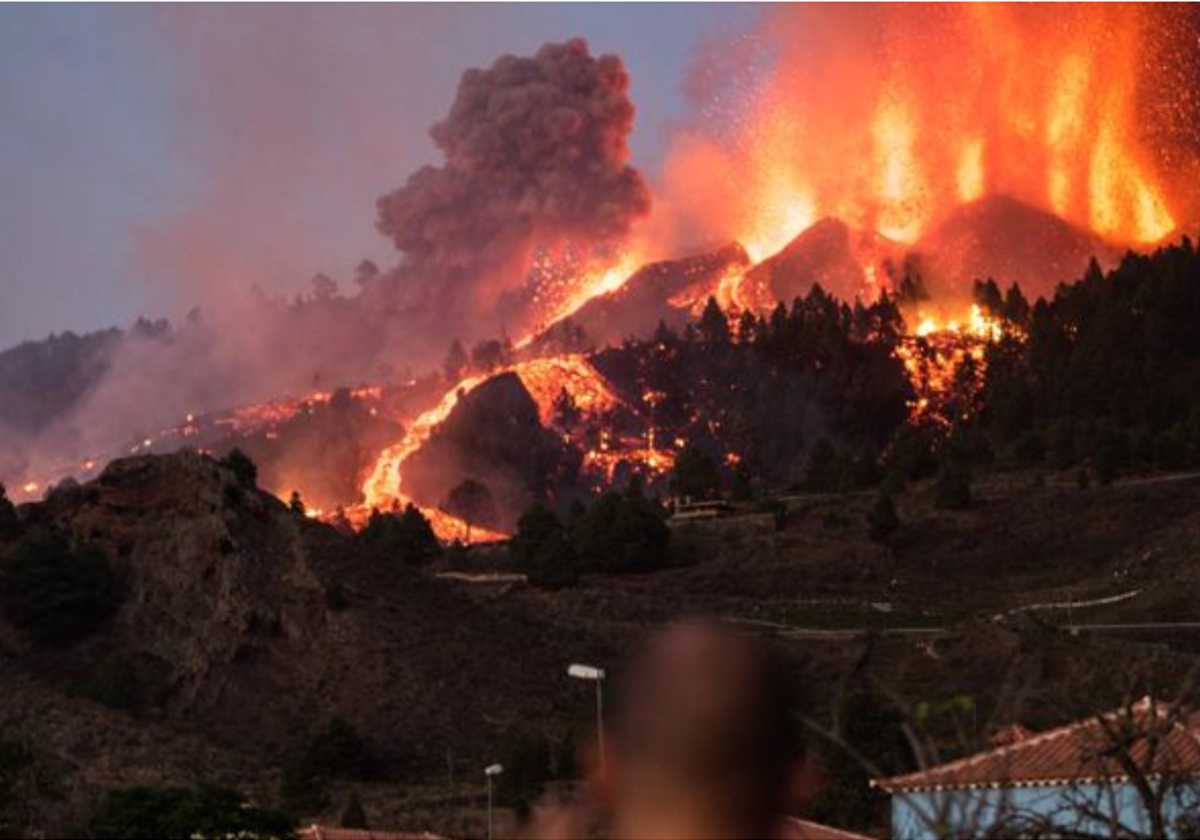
[{"x1": 660, "y1": 4, "x2": 1190, "y2": 261}]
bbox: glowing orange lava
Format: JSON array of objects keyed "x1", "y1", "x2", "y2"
[
  {"x1": 897, "y1": 305, "x2": 1006, "y2": 426},
  {"x1": 660, "y1": 4, "x2": 1182, "y2": 267},
  {"x1": 516, "y1": 250, "x2": 644, "y2": 348},
  {"x1": 358, "y1": 355, "x2": 624, "y2": 541}
]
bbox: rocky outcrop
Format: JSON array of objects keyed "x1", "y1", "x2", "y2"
[{"x1": 4, "y1": 451, "x2": 579, "y2": 777}]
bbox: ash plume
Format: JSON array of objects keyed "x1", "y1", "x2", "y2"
[{"x1": 376, "y1": 39, "x2": 651, "y2": 318}]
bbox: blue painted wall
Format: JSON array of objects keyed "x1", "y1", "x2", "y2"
[{"x1": 889, "y1": 781, "x2": 1200, "y2": 839}]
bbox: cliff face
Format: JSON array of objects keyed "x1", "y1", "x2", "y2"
[{"x1": 4, "y1": 452, "x2": 579, "y2": 781}]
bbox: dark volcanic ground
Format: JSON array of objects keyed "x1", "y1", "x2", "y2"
[{"x1": 3, "y1": 453, "x2": 1200, "y2": 834}]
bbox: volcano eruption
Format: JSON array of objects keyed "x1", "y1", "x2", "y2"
[
  {"x1": 913, "y1": 195, "x2": 1123, "y2": 300},
  {"x1": 3, "y1": 5, "x2": 1198, "y2": 538}
]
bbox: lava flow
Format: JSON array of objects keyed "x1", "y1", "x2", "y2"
[
  {"x1": 358, "y1": 354, "x2": 626, "y2": 540},
  {"x1": 896, "y1": 305, "x2": 1007, "y2": 426},
  {"x1": 11, "y1": 8, "x2": 1196, "y2": 542}
]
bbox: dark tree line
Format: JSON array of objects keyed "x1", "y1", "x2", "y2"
[
  {"x1": 359, "y1": 503, "x2": 442, "y2": 565},
  {"x1": 591, "y1": 287, "x2": 913, "y2": 493},
  {"x1": 967, "y1": 238, "x2": 1200, "y2": 480},
  {"x1": 510, "y1": 479, "x2": 671, "y2": 588},
  {"x1": 0, "y1": 530, "x2": 120, "y2": 648}
]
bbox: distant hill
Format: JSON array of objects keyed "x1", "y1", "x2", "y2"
[
  {"x1": 0, "y1": 328, "x2": 125, "y2": 462},
  {"x1": 5, "y1": 451, "x2": 585, "y2": 771},
  {"x1": 533, "y1": 242, "x2": 751, "y2": 348},
  {"x1": 914, "y1": 195, "x2": 1123, "y2": 299},
  {"x1": 744, "y1": 217, "x2": 903, "y2": 304},
  {"x1": 5, "y1": 447, "x2": 1200, "y2": 833}
]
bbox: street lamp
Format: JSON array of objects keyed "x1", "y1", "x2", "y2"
[
  {"x1": 567, "y1": 663, "x2": 606, "y2": 774},
  {"x1": 485, "y1": 763, "x2": 503, "y2": 840}
]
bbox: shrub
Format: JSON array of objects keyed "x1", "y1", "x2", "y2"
[
  {"x1": 360, "y1": 504, "x2": 441, "y2": 565},
  {"x1": 323, "y1": 581, "x2": 350, "y2": 612},
  {"x1": 0, "y1": 732, "x2": 34, "y2": 835},
  {"x1": 84, "y1": 656, "x2": 142, "y2": 712},
  {"x1": 0, "y1": 483, "x2": 18, "y2": 541},
  {"x1": 608, "y1": 489, "x2": 671, "y2": 573},
  {"x1": 495, "y1": 732, "x2": 552, "y2": 811},
  {"x1": 1076, "y1": 468, "x2": 1091, "y2": 490},
  {"x1": 219, "y1": 448, "x2": 258, "y2": 488},
  {"x1": 803, "y1": 439, "x2": 846, "y2": 492},
  {"x1": 573, "y1": 483, "x2": 670, "y2": 575},
  {"x1": 0, "y1": 531, "x2": 120, "y2": 648},
  {"x1": 281, "y1": 718, "x2": 374, "y2": 815},
  {"x1": 669, "y1": 443, "x2": 721, "y2": 501},
  {"x1": 90, "y1": 785, "x2": 294, "y2": 839},
  {"x1": 934, "y1": 465, "x2": 972, "y2": 510},
  {"x1": 514, "y1": 484, "x2": 671, "y2": 585},
  {"x1": 570, "y1": 492, "x2": 623, "y2": 571},
  {"x1": 340, "y1": 792, "x2": 368, "y2": 829},
  {"x1": 867, "y1": 494, "x2": 899, "y2": 544},
  {"x1": 730, "y1": 462, "x2": 754, "y2": 502},
  {"x1": 444, "y1": 478, "x2": 497, "y2": 542},
  {"x1": 307, "y1": 718, "x2": 373, "y2": 780},
  {"x1": 885, "y1": 423, "x2": 938, "y2": 484},
  {"x1": 510, "y1": 505, "x2": 578, "y2": 589}
]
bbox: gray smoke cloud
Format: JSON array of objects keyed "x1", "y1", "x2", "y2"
[
  {"x1": 1, "y1": 37, "x2": 657, "y2": 498},
  {"x1": 376, "y1": 39, "x2": 651, "y2": 314}
]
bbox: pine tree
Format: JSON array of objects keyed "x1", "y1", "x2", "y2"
[
  {"x1": 669, "y1": 444, "x2": 721, "y2": 501},
  {"x1": 0, "y1": 483, "x2": 18, "y2": 540},
  {"x1": 551, "y1": 388, "x2": 582, "y2": 434},
  {"x1": 445, "y1": 479, "x2": 496, "y2": 543},
  {"x1": 867, "y1": 493, "x2": 899, "y2": 544},
  {"x1": 697, "y1": 297, "x2": 731, "y2": 346},
  {"x1": 340, "y1": 792, "x2": 368, "y2": 829},
  {"x1": 219, "y1": 449, "x2": 258, "y2": 488},
  {"x1": 443, "y1": 339, "x2": 468, "y2": 381}
]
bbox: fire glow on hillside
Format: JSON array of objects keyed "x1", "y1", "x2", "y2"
[
  {"x1": 667, "y1": 4, "x2": 1185, "y2": 264},
  {"x1": 357, "y1": 355, "x2": 666, "y2": 541},
  {"x1": 9, "y1": 6, "x2": 1197, "y2": 542},
  {"x1": 896, "y1": 305, "x2": 1007, "y2": 427}
]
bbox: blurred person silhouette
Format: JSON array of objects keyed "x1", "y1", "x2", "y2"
[{"x1": 531, "y1": 620, "x2": 808, "y2": 839}]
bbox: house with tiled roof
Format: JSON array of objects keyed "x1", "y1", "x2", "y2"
[
  {"x1": 780, "y1": 815, "x2": 878, "y2": 840},
  {"x1": 297, "y1": 827, "x2": 445, "y2": 840},
  {"x1": 872, "y1": 697, "x2": 1200, "y2": 839},
  {"x1": 298, "y1": 817, "x2": 876, "y2": 840}
]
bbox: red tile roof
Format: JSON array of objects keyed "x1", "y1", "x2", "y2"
[
  {"x1": 781, "y1": 816, "x2": 878, "y2": 839},
  {"x1": 873, "y1": 697, "x2": 1200, "y2": 792},
  {"x1": 297, "y1": 827, "x2": 446, "y2": 840},
  {"x1": 300, "y1": 819, "x2": 869, "y2": 840}
]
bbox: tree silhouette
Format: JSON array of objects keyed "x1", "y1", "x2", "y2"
[
  {"x1": 0, "y1": 483, "x2": 18, "y2": 540},
  {"x1": 219, "y1": 449, "x2": 257, "y2": 488},
  {"x1": 867, "y1": 493, "x2": 900, "y2": 544},
  {"x1": 445, "y1": 478, "x2": 496, "y2": 543}
]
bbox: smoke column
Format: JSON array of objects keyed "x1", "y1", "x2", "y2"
[{"x1": 376, "y1": 39, "x2": 651, "y2": 319}]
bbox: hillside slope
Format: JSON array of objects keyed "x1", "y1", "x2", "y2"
[{"x1": 6, "y1": 453, "x2": 587, "y2": 776}]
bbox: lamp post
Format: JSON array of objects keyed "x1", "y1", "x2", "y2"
[
  {"x1": 567, "y1": 663, "x2": 606, "y2": 774},
  {"x1": 485, "y1": 763, "x2": 503, "y2": 840}
]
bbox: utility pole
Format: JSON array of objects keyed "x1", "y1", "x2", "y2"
[
  {"x1": 485, "y1": 763, "x2": 503, "y2": 840},
  {"x1": 568, "y1": 663, "x2": 606, "y2": 774}
]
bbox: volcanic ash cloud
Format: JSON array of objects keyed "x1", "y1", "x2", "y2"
[{"x1": 375, "y1": 38, "x2": 652, "y2": 316}]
